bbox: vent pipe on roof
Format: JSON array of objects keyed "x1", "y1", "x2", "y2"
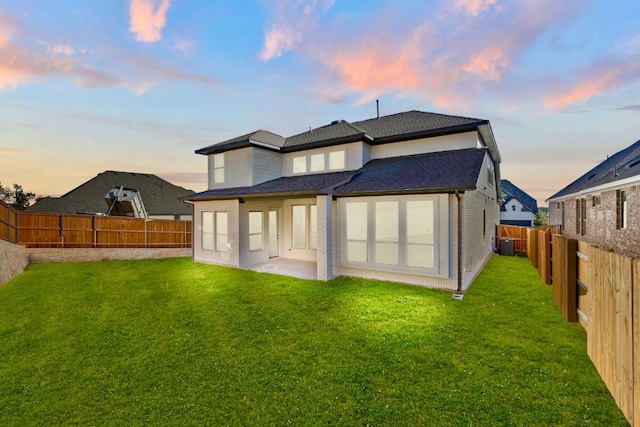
[{"x1": 376, "y1": 99, "x2": 380, "y2": 119}]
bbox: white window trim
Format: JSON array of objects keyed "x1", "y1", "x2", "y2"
[
  {"x1": 202, "y1": 211, "x2": 214, "y2": 251},
  {"x1": 215, "y1": 211, "x2": 228, "y2": 252},
  {"x1": 213, "y1": 153, "x2": 225, "y2": 184},
  {"x1": 248, "y1": 211, "x2": 263, "y2": 251}
]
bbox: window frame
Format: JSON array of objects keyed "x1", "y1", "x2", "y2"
[
  {"x1": 215, "y1": 211, "x2": 229, "y2": 252},
  {"x1": 339, "y1": 195, "x2": 443, "y2": 276},
  {"x1": 248, "y1": 211, "x2": 263, "y2": 251},
  {"x1": 202, "y1": 211, "x2": 214, "y2": 250},
  {"x1": 213, "y1": 153, "x2": 225, "y2": 184}
]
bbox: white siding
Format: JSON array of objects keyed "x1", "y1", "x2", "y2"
[
  {"x1": 252, "y1": 148, "x2": 282, "y2": 185},
  {"x1": 371, "y1": 131, "x2": 478, "y2": 160},
  {"x1": 500, "y1": 199, "x2": 535, "y2": 225},
  {"x1": 207, "y1": 148, "x2": 253, "y2": 189}
]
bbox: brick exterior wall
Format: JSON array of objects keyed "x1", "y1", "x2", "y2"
[
  {"x1": 0, "y1": 239, "x2": 29, "y2": 285},
  {"x1": 549, "y1": 184, "x2": 640, "y2": 258}
]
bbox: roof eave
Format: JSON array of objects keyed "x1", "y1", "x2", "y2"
[
  {"x1": 281, "y1": 133, "x2": 373, "y2": 153},
  {"x1": 333, "y1": 186, "x2": 476, "y2": 198}
]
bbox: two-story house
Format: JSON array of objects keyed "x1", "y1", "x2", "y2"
[
  {"x1": 500, "y1": 179, "x2": 538, "y2": 226},
  {"x1": 183, "y1": 110, "x2": 502, "y2": 291},
  {"x1": 547, "y1": 139, "x2": 640, "y2": 258}
]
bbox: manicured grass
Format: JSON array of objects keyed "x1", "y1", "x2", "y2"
[{"x1": 0, "y1": 256, "x2": 628, "y2": 426}]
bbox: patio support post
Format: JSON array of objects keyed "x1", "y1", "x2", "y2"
[{"x1": 316, "y1": 194, "x2": 333, "y2": 281}]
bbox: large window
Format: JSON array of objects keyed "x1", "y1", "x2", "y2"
[
  {"x1": 216, "y1": 212, "x2": 228, "y2": 252},
  {"x1": 310, "y1": 154, "x2": 325, "y2": 172},
  {"x1": 340, "y1": 196, "x2": 441, "y2": 274},
  {"x1": 293, "y1": 156, "x2": 307, "y2": 174},
  {"x1": 292, "y1": 205, "x2": 307, "y2": 248},
  {"x1": 213, "y1": 153, "x2": 225, "y2": 184},
  {"x1": 292, "y1": 204, "x2": 317, "y2": 249},
  {"x1": 249, "y1": 211, "x2": 263, "y2": 251},
  {"x1": 202, "y1": 211, "x2": 214, "y2": 250}
]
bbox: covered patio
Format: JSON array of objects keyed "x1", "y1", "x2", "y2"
[{"x1": 246, "y1": 258, "x2": 318, "y2": 280}]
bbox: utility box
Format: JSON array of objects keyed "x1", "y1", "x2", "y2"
[{"x1": 500, "y1": 239, "x2": 515, "y2": 256}]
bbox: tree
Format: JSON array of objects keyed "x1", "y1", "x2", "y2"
[
  {"x1": 0, "y1": 182, "x2": 36, "y2": 211},
  {"x1": 534, "y1": 208, "x2": 548, "y2": 226}
]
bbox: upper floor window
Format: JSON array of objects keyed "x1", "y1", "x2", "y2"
[
  {"x1": 293, "y1": 156, "x2": 307, "y2": 174},
  {"x1": 292, "y1": 150, "x2": 346, "y2": 174},
  {"x1": 213, "y1": 153, "x2": 225, "y2": 184},
  {"x1": 310, "y1": 154, "x2": 325, "y2": 172},
  {"x1": 329, "y1": 150, "x2": 345, "y2": 170}
]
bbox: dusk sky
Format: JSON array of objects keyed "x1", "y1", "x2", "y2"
[{"x1": 1, "y1": 0, "x2": 639, "y2": 206}]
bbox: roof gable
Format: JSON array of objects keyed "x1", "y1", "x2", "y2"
[
  {"x1": 548, "y1": 139, "x2": 640, "y2": 200},
  {"x1": 500, "y1": 179, "x2": 537, "y2": 212}
]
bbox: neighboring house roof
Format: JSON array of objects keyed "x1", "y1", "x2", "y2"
[
  {"x1": 27, "y1": 170, "x2": 193, "y2": 216},
  {"x1": 500, "y1": 179, "x2": 538, "y2": 213},
  {"x1": 195, "y1": 110, "x2": 496, "y2": 157},
  {"x1": 184, "y1": 148, "x2": 488, "y2": 201},
  {"x1": 547, "y1": 139, "x2": 640, "y2": 201}
]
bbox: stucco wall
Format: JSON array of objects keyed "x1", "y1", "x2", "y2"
[
  {"x1": 549, "y1": 184, "x2": 640, "y2": 258},
  {"x1": 0, "y1": 239, "x2": 29, "y2": 285}
]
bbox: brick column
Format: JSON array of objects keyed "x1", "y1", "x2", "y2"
[{"x1": 316, "y1": 195, "x2": 333, "y2": 281}]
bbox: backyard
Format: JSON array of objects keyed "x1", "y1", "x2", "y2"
[{"x1": 0, "y1": 255, "x2": 629, "y2": 426}]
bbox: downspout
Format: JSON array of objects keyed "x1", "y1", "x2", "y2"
[{"x1": 455, "y1": 191, "x2": 462, "y2": 292}]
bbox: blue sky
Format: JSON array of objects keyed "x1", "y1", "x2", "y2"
[{"x1": 1, "y1": 0, "x2": 639, "y2": 205}]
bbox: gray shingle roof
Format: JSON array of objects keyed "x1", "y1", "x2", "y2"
[
  {"x1": 184, "y1": 148, "x2": 487, "y2": 201},
  {"x1": 547, "y1": 139, "x2": 640, "y2": 200},
  {"x1": 353, "y1": 110, "x2": 486, "y2": 141},
  {"x1": 27, "y1": 170, "x2": 193, "y2": 216},
  {"x1": 334, "y1": 148, "x2": 487, "y2": 196},
  {"x1": 184, "y1": 171, "x2": 357, "y2": 200},
  {"x1": 500, "y1": 179, "x2": 538, "y2": 212},
  {"x1": 195, "y1": 110, "x2": 488, "y2": 155},
  {"x1": 196, "y1": 130, "x2": 286, "y2": 155}
]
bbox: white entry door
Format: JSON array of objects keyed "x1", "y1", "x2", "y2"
[{"x1": 269, "y1": 210, "x2": 279, "y2": 258}]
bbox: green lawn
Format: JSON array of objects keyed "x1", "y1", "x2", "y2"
[{"x1": 0, "y1": 255, "x2": 628, "y2": 426}]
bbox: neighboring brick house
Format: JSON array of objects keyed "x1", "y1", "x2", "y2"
[
  {"x1": 500, "y1": 179, "x2": 538, "y2": 226},
  {"x1": 183, "y1": 110, "x2": 502, "y2": 291},
  {"x1": 547, "y1": 139, "x2": 640, "y2": 258},
  {"x1": 27, "y1": 170, "x2": 194, "y2": 220}
]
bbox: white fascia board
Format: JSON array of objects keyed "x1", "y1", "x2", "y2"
[
  {"x1": 249, "y1": 139, "x2": 282, "y2": 151},
  {"x1": 547, "y1": 175, "x2": 640, "y2": 202}
]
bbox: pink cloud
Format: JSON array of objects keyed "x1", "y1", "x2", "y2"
[
  {"x1": 0, "y1": 148, "x2": 28, "y2": 155},
  {"x1": 129, "y1": 0, "x2": 171, "y2": 43},
  {"x1": 300, "y1": 0, "x2": 580, "y2": 109},
  {"x1": 453, "y1": 0, "x2": 499, "y2": 16},
  {"x1": 544, "y1": 57, "x2": 640, "y2": 109},
  {"x1": 259, "y1": 0, "x2": 335, "y2": 61}
]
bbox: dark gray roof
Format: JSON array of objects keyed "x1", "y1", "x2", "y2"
[
  {"x1": 196, "y1": 110, "x2": 488, "y2": 155},
  {"x1": 196, "y1": 130, "x2": 286, "y2": 155},
  {"x1": 334, "y1": 148, "x2": 487, "y2": 196},
  {"x1": 27, "y1": 170, "x2": 193, "y2": 216},
  {"x1": 500, "y1": 179, "x2": 537, "y2": 212},
  {"x1": 353, "y1": 110, "x2": 486, "y2": 141},
  {"x1": 548, "y1": 139, "x2": 640, "y2": 200},
  {"x1": 184, "y1": 171, "x2": 357, "y2": 200},
  {"x1": 184, "y1": 148, "x2": 487, "y2": 201}
]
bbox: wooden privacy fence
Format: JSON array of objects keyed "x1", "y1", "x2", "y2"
[
  {"x1": 0, "y1": 199, "x2": 18, "y2": 244},
  {"x1": 540, "y1": 232, "x2": 638, "y2": 427},
  {"x1": 1, "y1": 208, "x2": 192, "y2": 249},
  {"x1": 496, "y1": 225, "x2": 528, "y2": 254}
]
